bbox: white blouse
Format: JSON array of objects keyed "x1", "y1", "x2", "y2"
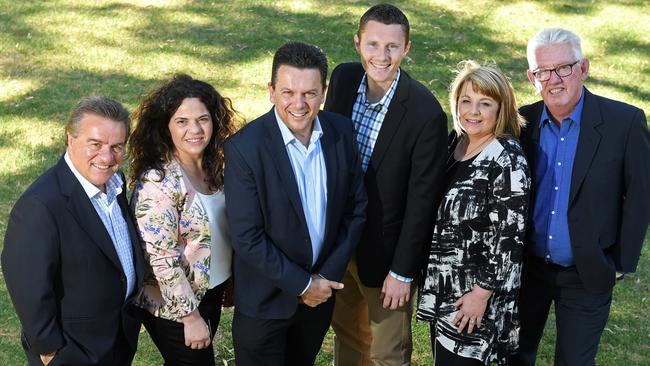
[{"x1": 196, "y1": 191, "x2": 232, "y2": 288}]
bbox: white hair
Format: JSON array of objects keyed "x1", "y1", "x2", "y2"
[{"x1": 527, "y1": 28, "x2": 583, "y2": 69}]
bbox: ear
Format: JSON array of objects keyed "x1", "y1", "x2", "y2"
[
  {"x1": 403, "y1": 40, "x2": 411, "y2": 55},
  {"x1": 66, "y1": 133, "x2": 73, "y2": 146},
  {"x1": 526, "y1": 69, "x2": 536, "y2": 86},
  {"x1": 268, "y1": 82, "x2": 275, "y2": 104},
  {"x1": 354, "y1": 33, "x2": 361, "y2": 53},
  {"x1": 579, "y1": 58, "x2": 590, "y2": 81}
]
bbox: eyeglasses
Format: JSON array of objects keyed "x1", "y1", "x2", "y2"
[{"x1": 532, "y1": 60, "x2": 581, "y2": 82}]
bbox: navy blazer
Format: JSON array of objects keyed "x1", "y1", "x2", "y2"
[
  {"x1": 520, "y1": 88, "x2": 650, "y2": 292},
  {"x1": 324, "y1": 62, "x2": 448, "y2": 287},
  {"x1": 2, "y1": 157, "x2": 145, "y2": 366},
  {"x1": 224, "y1": 109, "x2": 367, "y2": 319}
]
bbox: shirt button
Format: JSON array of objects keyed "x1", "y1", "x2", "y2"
[
  {"x1": 549, "y1": 235, "x2": 553, "y2": 239},
  {"x1": 560, "y1": 137, "x2": 565, "y2": 141},
  {"x1": 551, "y1": 211, "x2": 555, "y2": 215},
  {"x1": 546, "y1": 255, "x2": 551, "y2": 259},
  {"x1": 557, "y1": 162, "x2": 562, "y2": 166},
  {"x1": 554, "y1": 186, "x2": 559, "y2": 191}
]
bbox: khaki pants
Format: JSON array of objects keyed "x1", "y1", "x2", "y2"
[{"x1": 332, "y1": 259, "x2": 414, "y2": 366}]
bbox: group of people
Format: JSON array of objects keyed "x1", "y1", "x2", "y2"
[{"x1": 2, "y1": 3, "x2": 649, "y2": 366}]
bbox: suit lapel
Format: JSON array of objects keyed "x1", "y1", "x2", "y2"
[
  {"x1": 319, "y1": 113, "x2": 338, "y2": 254},
  {"x1": 117, "y1": 183, "x2": 144, "y2": 293},
  {"x1": 56, "y1": 158, "x2": 124, "y2": 272},
  {"x1": 569, "y1": 89, "x2": 602, "y2": 205},
  {"x1": 369, "y1": 71, "x2": 409, "y2": 171},
  {"x1": 263, "y1": 110, "x2": 309, "y2": 229}
]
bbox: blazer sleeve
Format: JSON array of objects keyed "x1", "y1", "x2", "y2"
[
  {"x1": 324, "y1": 64, "x2": 342, "y2": 111},
  {"x1": 317, "y1": 132, "x2": 367, "y2": 282},
  {"x1": 391, "y1": 109, "x2": 448, "y2": 278},
  {"x1": 132, "y1": 176, "x2": 200, "y2": 316},
  {"x1": 224, "y1": 140, "x2": 311, "y2": 296},
  {"x1": 1, "y1": 196, "x2": 64, "y2": 354},
  {"x1": 613, "y1": 109, "x2": 650, "y2": 273},
  {"x1": 475, "y1": 157, "x2": 530, "y2": 291}
]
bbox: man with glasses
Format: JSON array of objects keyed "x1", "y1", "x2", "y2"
[{"x1": 510, "y1": 28, "x2": 650, "y2": 365}]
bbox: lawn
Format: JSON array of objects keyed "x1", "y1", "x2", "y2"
[{"x1": 1, "y1": 0, "x2": 649, "y2": 365}]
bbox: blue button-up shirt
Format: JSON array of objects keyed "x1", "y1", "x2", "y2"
[
  {"x1": 530, "y1": 89, "x2": 585, "y2": 266},
  {"x1": 275, "y1": 109, "x2": 328, "y2": 266}
]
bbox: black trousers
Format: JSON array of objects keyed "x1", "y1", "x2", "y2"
[
  {"x1": 142, "y1": 283, "x2": 226, "y2": 366},
  {"x1": 232, "y1": 297, "x2": 335, "y2": 366},
  {"x1": 509, "y1": 256, "x2": 612, "y2": 366}
]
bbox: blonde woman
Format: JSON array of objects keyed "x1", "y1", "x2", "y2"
[{"x1": 417, "y1": 61, "x2": 530, "y2": 365}]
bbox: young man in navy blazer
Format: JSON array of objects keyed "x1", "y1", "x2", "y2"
[
  {"x1": 510, "y1": 28, "x2": 650, "y2": 366},
  {"x1": 224, "y1": 41, "x2": 367, "y2": 366},
  {"x1": 324, "y1": 4, "x2": 448, "y2": 365}
]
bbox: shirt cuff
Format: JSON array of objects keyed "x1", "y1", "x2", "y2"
[
  {"x1": 299, "y1": 277, "x2": 312, "y2": 296},
  {"x1": 389, "y1": 271, "x2": 413, "y2": 283}
]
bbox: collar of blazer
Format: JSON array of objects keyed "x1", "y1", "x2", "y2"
[
  {"x1": 260, "y1": 109, "x2": 339, "y2": 248},
  {"x1": 522, "y1": 87, "x2": 604, "y2": 205},
  {"x1": 55, "y1": 156, "x2": 138, "y2": 280}
]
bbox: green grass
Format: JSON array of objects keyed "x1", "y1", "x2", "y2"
[{"x1": 1, "y1": 0, "x2": 649, "y2": 364}]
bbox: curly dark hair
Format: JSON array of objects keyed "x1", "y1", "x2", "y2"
[{"x1": 128, "y1": 74, "x2": 238, "y2": 191}]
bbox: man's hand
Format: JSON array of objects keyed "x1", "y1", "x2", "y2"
[
  {"x1": 451, "y1": 285, "x2": 492, "y2": 334},
  {"x1": 381, "y1": 274, "x2": 411, "y2": 310},
  {"x1": 180, "y1": 309, "x2": 211, "y2": 349},
  {"x1": 300, "y1": 274, "x2": 344, "y2": 307},
  {"x1": 40, "y1": 351, "x2": 57, "y2": 366}
]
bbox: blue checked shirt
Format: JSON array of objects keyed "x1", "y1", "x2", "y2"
[
  {"x1": 352, "y1": 69, "x2": 400, "y2": 172},
  {"x1": 65, "y1": 153, "x2": 136, "y2": 300},
  {"x1": 352, "y1": 70, "x2": 411, "y2": 283}
]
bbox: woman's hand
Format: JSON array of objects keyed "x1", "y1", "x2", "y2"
[
  {"x1": 181, "y1": 309, "x2": 211, "y2": 349},
  {"x1": 451, "y1": 285, "x2": 493, "y2": 334}
]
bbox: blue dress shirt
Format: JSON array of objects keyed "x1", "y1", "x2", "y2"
[
  {"x1": 530, "y1": 89, "x2": 585, "y2": 266},
  {"x1": 274, "y1": 109, "x2": 328, "y2": 266}
]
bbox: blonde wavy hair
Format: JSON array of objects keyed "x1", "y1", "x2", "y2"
[{"x1": 449, "y1": 60, "x2": 526, "y2": 138}]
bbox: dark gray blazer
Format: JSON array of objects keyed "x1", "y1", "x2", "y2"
[{"x1": 520, "y1": 88, "x2": 650, "y2": 292}]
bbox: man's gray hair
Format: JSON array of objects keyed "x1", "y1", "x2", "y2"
[
  {"x1": 527, "y1": 28, "x2": 583, "y2": 70},
  {"x1": 65, "y1": 96, "x2": 131, "y2": 144}
]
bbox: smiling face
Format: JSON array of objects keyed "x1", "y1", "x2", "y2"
[
  {"x1": 269, "y1": 65, "x2": 325, "y2": 140},
  {"x1": 67, "y1": 113, "x2": 127, "y2": 192},
  {"x1": 355, "y1": 20, "x2": 410, "y2": 93},
  {"x1": 457, "y1": 81, "x2": 499, "y2": 142},
  {"x1": 527, "y1": 43, "x2": 589, "y2": 121},
  {"x1": 168, "y1": 97, "x2": 213, "y2": 163}
]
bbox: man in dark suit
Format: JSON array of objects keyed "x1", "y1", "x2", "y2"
[
  {"x1": 324, "y1": 4, "x2": 447, "y2": 365},
  {"x1": 510, "y1": 28, "x2": 650, "y2": 365},
  {"x1": 224, "y1": 41, "x2": 367, "y2": 366},
  {"x1": 2, "y1": 96, "x2": 145, "y2": 366}
]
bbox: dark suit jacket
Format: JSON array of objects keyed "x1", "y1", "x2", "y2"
[
  {"x1": 2, "y1": 157, "x2": 145, "y2": 366},
  {"x1": 324, "y1": 62, "x2": 448, "y2": 287},
  {"x1": 520, "y1": 88, "x2": 650, "y2": 292},
  {"x1": 224, "y1": 109, "x2": 367, "y2": 319}
]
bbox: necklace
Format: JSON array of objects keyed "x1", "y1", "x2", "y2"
[
  {"x1": 446, "y1": 134, "x2": 494, "y2": 172},
  {"x1": 455, "y1": 134, "x2": 494, "y2": 161}
]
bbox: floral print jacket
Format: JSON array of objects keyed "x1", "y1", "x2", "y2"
[{"x1": 131, "y1": 159, "x2": 212, "y2": 321}]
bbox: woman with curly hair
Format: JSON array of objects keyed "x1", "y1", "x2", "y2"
[{"x1": 128, "y1": 74, "x2": 238, "y2": 365}]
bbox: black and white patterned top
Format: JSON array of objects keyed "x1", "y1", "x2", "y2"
[{"x1": 417, "y1": 134, "x2": 530, "y2": 365}]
